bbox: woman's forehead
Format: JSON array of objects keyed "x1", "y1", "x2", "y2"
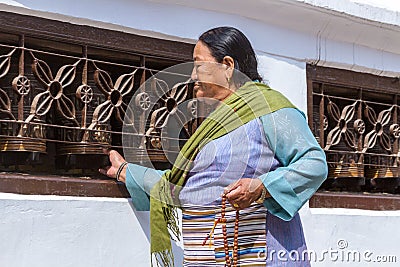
[{"x1": 193, "y1": 41, "x2": 215, "y2": 62}]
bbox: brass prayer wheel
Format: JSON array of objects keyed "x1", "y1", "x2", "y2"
[
  {"x1": 0, "y1": 33, "x2": 196, "y2": 174},
  {"x1": 0, "y1": 47, "x2": 48, "y2": 157}
]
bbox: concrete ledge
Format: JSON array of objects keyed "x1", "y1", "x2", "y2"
[
  {"x1": 0, "y1": 172, "x2": 130, "y2": 198},
  {"x1": 310, "y1": 191, "x2": 400, "y2": 210}
]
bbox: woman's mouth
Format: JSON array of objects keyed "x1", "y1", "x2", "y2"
[{"x1": 193, "y1": 82, "x2": 201, "y2": 92}]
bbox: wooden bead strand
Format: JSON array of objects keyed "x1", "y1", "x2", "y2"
[
  {"x1": 221, "y1": 194, "x2": 231, "y2": 267},
  {"x1": 221, "y1": 194, "x2": 239, "y2": 267},
  {"x1": 233, "y1": 209, "x2": 239, "y2": 266}
]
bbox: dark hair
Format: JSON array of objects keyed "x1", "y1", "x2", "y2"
[{"x1": 198, "y1": 26, "x2": 262, "y2": 85}]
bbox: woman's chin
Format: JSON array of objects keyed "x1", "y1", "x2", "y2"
[{"x1": 195, "y1": 91, "x2": 204, "y2": 98}]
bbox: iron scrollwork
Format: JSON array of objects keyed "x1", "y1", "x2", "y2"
[
  {"x1": 0, "y1": 36, "x2": 196, "y2": 173},
  {"x1": 312, "y1": 73, "x2": 400, "y2": 192}
]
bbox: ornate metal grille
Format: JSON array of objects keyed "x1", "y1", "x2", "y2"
[
  {"x1": 307, "y1": 65, "x2": 400, "y2": 193},
  {"x1": 0, "y1": 30, "x2": 196, "y2": 176}
]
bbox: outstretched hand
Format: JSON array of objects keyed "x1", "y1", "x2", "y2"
[
  {"x1": 99, "y1": 149, "x2": 128, "y2": 183},
  {"x1": 223, "y1": 178, "x2": 268, "y2": 210}
]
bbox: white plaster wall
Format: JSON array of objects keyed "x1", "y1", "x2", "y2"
[
  {"x1": 299, "y1": 206, "x2": 400, "y2": 266},
  {"x1": 351, "y1": 0, "x2": 400, "y2": 12},
  {"x1": 303, "y1": 0, "x2": 400, "y2": 25},
  {"x1": 257, "y1": 55, "x2": 307, "y2": 112},
  {"x1": 2, "y1": 0, "x2": 400, "y2": 76},
  {"x1": 2, "y1": 193, "x2": 400, "y2": 267},
  {"x1": 0, "y1": 193, "x2": 150, "y2": 267},
  {"x1": 0, "y1": 0, "x2": 23, "y2": 7},
  {"x1": 0, "y1": 193, "x2": 184, "y2": 267}
]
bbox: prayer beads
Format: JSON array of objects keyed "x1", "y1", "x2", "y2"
[{"x1": 221, "y1": 194, "x2": 239, "y2": 267}]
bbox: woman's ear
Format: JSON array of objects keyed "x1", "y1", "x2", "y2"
[
  {"x1": 222, "y1": 56, "x2": 234, "y2": 80},
  {"x1": 222, "y1": 56, "x2": 235, "y2": 69}
]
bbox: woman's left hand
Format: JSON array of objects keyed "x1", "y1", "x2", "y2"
[{"x1": 224, "y1": 178, "x2": 268, "y2": 210}]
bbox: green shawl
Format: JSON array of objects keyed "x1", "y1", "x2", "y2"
[{"x1": 149, "y1": 81, "x2": 296, "y2": 266}]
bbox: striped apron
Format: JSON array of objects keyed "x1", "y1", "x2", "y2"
[{"x1": 182, "y1": 203, "x2": 267, "y2": 266}]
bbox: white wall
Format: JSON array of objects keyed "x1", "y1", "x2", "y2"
[
  {"x1": 351, "y1": 0, "x2": 400, "y2": 12},
  {"x1": 1, "y1": 1, "x2": 400, "y2": 266},
  {"x1": 300, "y1": 206, "x2": 400, "y2": 266},
  {"x1": 0, "y1": 193, "x2": 158, "y2": 267},
  {"x1": 0, "y1": 194, "x2": 149, "y2": 267},
  {"x1": 2, "y1": 193, "x2": 400, "y2": 267},
  {"x1": 2, "y1": 0, "x2": 400, "y2": 76}
]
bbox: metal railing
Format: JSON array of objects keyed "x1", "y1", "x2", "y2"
[
  {"x1": 0, "y1": 34, "x2": 196, "y2": 175},
  {"x1": 309, "y1": 65, "x2": 400, "y2": 193}
]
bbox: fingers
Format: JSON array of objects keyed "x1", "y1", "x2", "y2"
[
  {"x1": 102, "y1": 147, "x2": 111, "y2": 155},
  {"x1": 103, "y1": 148, "x2": 124, "y2": 161},
  {"x1": 102, "y1": 149, "x2": 126, "y2": 168},
  {"x1": 223, "y1": 180, "x2": 240, "y2": 195},
  {"x1": 226, "y1": 189, "x2": 242, "y2": 202},
  {"x1": 227, "y1": 193, "x2": 247, "y2": 210},
  {"x1": 225, "y1": 184, "x2": 246, "y2": 210},
  {"x1": 98, "y1": 166, "x2": 111, "y2": 177},
  {"x1": 99, "y1": 149, "x2": 128, "y2": 180},
  {"x1": 224, "y1": 178, "x2": 261, "y2": 210}
]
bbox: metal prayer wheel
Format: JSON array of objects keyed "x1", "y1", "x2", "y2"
[
  {"x1": 315, "y1": 99, "x2": 366, "y2": 190},
  {"x1": 0, "y1": 47, "x2": 48, "y2": 162},
  {"x1": 0, "y1": 45, "x2": 113, "y2": 172},
  {"x1": 364, "y1": 154, "x2": 400, "y2": 193},
  {"x1": 50, "y1": 60, "x2": 118, "y2": 171},
  {"x1": 1, "y1": 35, "x2": 199, "y2": 173},
  {"x1": 123, "y1": 75, "x2": 197, "y2": 165},
  {"x1": 0, "y1": 121, "x2": 47, "y2": 153},
  {"x1": 54, "y1": 77, "x2": 112, "y2": 157}
]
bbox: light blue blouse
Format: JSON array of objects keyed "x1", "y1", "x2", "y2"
[{"x1": 125, "y1": 108, "x2": 328, "y2": 221}]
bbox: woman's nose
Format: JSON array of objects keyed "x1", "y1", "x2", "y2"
[{"x1": 190, "y1": 67, "x2": 197, "y2": 81}]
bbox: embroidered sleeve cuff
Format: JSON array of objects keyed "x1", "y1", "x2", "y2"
[
  {"x1": 125, "y1": 164, "x2": 151, "y2": 211},
  {"x1": 260, "y1": 172, "x2": 302, "y2": 221}
]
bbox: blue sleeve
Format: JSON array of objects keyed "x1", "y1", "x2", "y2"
[
  {"x1": 259, "y1": 108, "x2": 328, "y2": 221},
  {"x1": 125, "y1": 163, "x2": 165, "y2": 211}
]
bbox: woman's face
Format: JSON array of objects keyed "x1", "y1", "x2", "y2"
[{"x1": 191, "y1": 41, "x2": 233, "y2": 101}]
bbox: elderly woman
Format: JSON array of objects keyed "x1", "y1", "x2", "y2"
[{"x1": 101, "y1": 26, "x2": 328, "y2": 266}]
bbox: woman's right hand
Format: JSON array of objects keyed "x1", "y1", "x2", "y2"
[{"x1": 99, "y1": 149, "x2": 128, "y2": 183}]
